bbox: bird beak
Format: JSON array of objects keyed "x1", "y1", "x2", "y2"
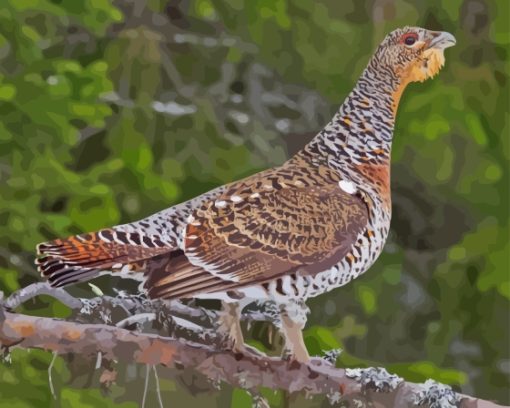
[{"x1": 428, "y1": 31, "x2": 456, "y2": 50}]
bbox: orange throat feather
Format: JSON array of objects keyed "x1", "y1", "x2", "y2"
[{"x1": 391, "y1": 48, "x2": 446, "y2": 115}]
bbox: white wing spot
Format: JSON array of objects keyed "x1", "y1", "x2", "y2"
[
  {"x1": 186, "y1": 214, "x2": 195, "y2": 223},
  {"x1": 215, "y1": 200, "x2": 227, "y2": 208},
  {"x1": 230, "y1": 195, "x2": 243, "y2": 203},
  {"x1": 250, "y1": 192, "x2": 260, "y2": 199},
  {"x1": 339, "y1": 180, "x2": 357, "y2": 194},
  {"x1": 263, "y1": 184, "x2": 273, "y2": 190}
]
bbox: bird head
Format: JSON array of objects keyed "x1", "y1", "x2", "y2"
[
  {"x1": 370, "y1": 26, "x2": 456, "y2": 114},
  {"x1": 375, "y1": 26, "x2": 456, "y2": 84}
]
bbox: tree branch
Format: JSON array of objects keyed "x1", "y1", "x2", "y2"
[
  {"x1": 0, "y1": 311, "x2": 503, "y2": 407},
  {"x1": 3, "y1": 282, "x2": 274, "y2": 329},
  {"x1": 5, "y1": 282, "x2": 82, "y2": 310},
  {"x1": 0, "y1": 284, "x2": 505, "y2": 407}
]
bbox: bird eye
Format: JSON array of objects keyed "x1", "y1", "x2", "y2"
[{"x1": 402, "y1": 33, "x2": 418, "y2": 46}]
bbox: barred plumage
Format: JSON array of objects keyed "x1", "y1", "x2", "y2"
[{"x1": 36, "y1": 26, "x2": 455, "y2": 363}]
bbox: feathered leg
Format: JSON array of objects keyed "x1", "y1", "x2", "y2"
[
  {"x1": 218, "y1": 301, "x2": 245, "y2": 352},
  {"x1": 279, "y1": 300, "x2": 310, "y2": 363}
]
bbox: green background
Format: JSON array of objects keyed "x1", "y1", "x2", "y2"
[{"x1": 0, "y1": 0, "x2": 508, "y2": 406}]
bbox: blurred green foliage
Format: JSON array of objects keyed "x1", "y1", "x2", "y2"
[{"x1": 0, "y1": 0, "x2": 508, "y2": 406}]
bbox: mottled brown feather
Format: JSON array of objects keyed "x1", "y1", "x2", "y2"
[{"x1": 145, "y1": 164, "x2": 369, "y2": 299}]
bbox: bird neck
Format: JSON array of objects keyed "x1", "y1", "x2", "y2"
[
  {"x1": 298, "y1": 62, "x2": 407, "y2": 208},
  {"x1": 302, "y1": 58, "x2": 409, "y2": 166}
]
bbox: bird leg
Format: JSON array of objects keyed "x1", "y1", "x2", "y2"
[
  {"x1": 218, "y1": 301, "x2": 245, "y2": 352},
  {"x1": 279, "y1": 300, "x2": 310, "y2": 364}
]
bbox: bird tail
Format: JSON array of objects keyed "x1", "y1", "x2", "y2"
[{"x1": 36, "y1": 228, "x2": 171, "y2": 287}]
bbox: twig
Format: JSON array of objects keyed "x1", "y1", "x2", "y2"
[
  {"x1": 4, "y1": 283, "x2": 277, "y2": 329},
  {"x1": 0, "y1": 291, "x2": 5, "y2": 322},
  {"x1": 249, "y1": 390, "x2": 271, "y2": 408},
  {"x1": 153, "y1": 365, "x2": 164, "y2": 408},
  {"x1": 142, "y1": 364, "x2": 150, "y2": 408},
  {"x1": 5, "y1": 282, "x2": 82, "y2": 310},
  {"x1": 116, "y1": 313, "x2": 157, "y2": 328},
  {"x1": 95, "y1": 351, "x2": 102, "y2": 370},
  {"x1": 48, "y1": 351, "x2": 58, "y2": 400}
]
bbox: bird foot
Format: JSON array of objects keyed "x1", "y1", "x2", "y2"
[{"x1": 222, "y1": 334, "x2": 243, "y2": 352}]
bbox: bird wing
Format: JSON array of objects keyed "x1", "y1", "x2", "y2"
[{"x1": 144, "y1": 166, "x2": 370, "y2": 299}]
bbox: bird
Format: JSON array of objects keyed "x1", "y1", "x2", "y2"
[{"x1": 36, "y1": 27, "x2": 456, "y2": 363}]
